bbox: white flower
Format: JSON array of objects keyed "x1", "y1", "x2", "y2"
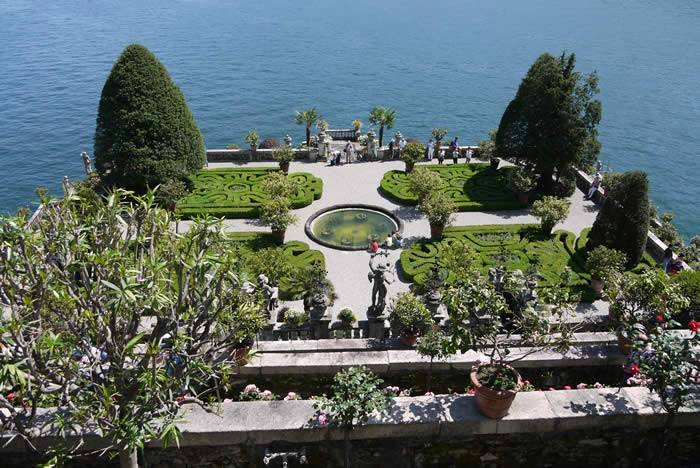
[
  {"x1": 243, "y1": 384, "x2": 259, "y2": 394},
  {"x1": 284, "y1": 392, "x2": 298, "y2": 401}
]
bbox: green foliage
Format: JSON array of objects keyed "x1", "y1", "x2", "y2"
[
  {"x1": 260, "y1": 198, "x2": 298, "y2": 232},
  {"x1": 408, "y1": 168, "x2": 443, "y2": 204},
  {"x1": 368, "y1": 106, "x2": 397, "y2": 146},
  {"x1": 272, "y1": 146, "x2": 295, "y2": 165},
  {"x1": 380, "y1": 164, "x2": 521, "y2": 211},
  {"x1": 477, "y1": 365, "x2": 519, "y2": 391},
  {"x1": 588, "y1": 171, "x2": 650, "y2": 268},
  {"x1": 655, "y1": 212, "x2": 683, "y2": 247},
  {"x1": 94, "y1": 44, "x2": 205, "y2": 191},
  {"x1": 283, "y1": 309, "x2": 308, "y2": 328},
  {"x1": 495, "y1": 52, "x2": 602, "y2": 192},
  {"x1": 416, "y1": 324, "x2": 450, "y2": 362},
  {"x1": 245, "y1": 130, "x2": 260, "y2": 148},
  {"x1": 156, "y1": 179, "x2": 189, "y2": 209},
  {"x1": 176, "y1": 168, "x2": 322, "y2": 218},
  {"x1": 352, "y1": 120, "x2": 363, "y2": 130},
  {"x1": 672, "y1": 270, "x2": 700, "y2": 308},
  {"x1": 387, "y1": 292, "x2": 432, "y2": 335},
  {"x1": 531, "y1": 196, "x2": 571, "y2": 234},
  {"x1": 506, "y1": 166, "x2": 536, "y2": 193},
  {"x1": 337, "y1": 308, "x2": 357, "y2": 326},
  {"x1": 431, "y1": 127, "x2": 448, "y2": 141},
  {"x1": 314, "y1": 366, "x2": 389, "y2": 429},
  {"x1": 227, "y1": 143, "x2": 240, "y2": 150},
  {"x1": 477, "y1": 129, "x2": 497, "y2": 160},
  {"x1": 419, "y1": 191, "x2": 456, "y2": 228},
  {"x1": 585, "y1": 245, "x2": 626, "y2": 283},
  {"x1": 400, "y1": 141, "x2": 425, "y2": 173},
  {"x1": 437, "y1": 240, "x2": 479, "y2": 282},
  {"x1": 0, "y1": 189, "x2": 262, "y2": 457},
  {"x1": 261, "y1": 171, "x2": 301, "y2": 199}
]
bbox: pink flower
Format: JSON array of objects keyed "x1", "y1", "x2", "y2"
[
  {"x1": 424, "y1": 391, "x2": 434, "y2": 397},
  {"x1": 318, "y1": 414, "x2": 330, "y2": 426},
  {"x1": 6, "y1": 392, "x2": 16, "y2": 402},
  {"x1": 284, "y1": 392, "x2": 298, "y2": 401},
  {"x1": 243, "y1": 384, "x2": 259, "y2": 394},
  {"x1": 261, "y1": 390, "x2": 273, "y2": 399},
  {"x1": 563, "y1": 385, "x2": 572, "y2": 390},
  {"x1": 523, "y1": 380, "x2": 530, "y2": 386},
  {"x1": 593, "y1": 382, "x2": 604, "y2": 389},
  {"x1": 576, "y1": 383, "x2": 587, "y2": 389},
  {"x1": 548, "y1": 387, "x2": 556, "y2": 391}
]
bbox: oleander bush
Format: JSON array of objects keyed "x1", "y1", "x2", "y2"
[
  {"x1": 379, "y1": 163, "x2": 522, "y2": 211},
  {"x1": 177, "y1": 168, "x2": 322, "y2": 218},
  {"x1": 225, "y1": 232, "x2": 325, "y2": 300}
]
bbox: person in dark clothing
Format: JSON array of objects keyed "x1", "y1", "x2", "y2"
[{"x1": 450, "y1": 137, "x2": 459, "y2": 164}]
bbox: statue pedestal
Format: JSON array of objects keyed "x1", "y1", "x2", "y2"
[
  {"x1": 367, "y1": 314, "x2": 388, "y2": 340},
  {"x1": 310, "y1": 315, "x2": 331, "y2": 339}
]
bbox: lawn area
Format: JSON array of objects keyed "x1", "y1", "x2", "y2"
[
  {"x1": 379, "y1": 163, "x2": 522, "y2": 211},
  {"x1": 400, "y1": 224, "x2": 655, "y2": 299},
  {"x1": 177, "y1": 168, "x2": 323, "y2": 218},
  {"x1": 226, "y1": 232, "x2": 325, "y2": 300}
]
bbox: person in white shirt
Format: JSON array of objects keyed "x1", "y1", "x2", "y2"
[{"x1": 427, "y1": 139, "x2": 434, "y2": 160}]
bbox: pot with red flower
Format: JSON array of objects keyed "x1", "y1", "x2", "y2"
[
  {"x1": 388, "y1": 292, "x2": 431, "y2": 347},
  {"x1": 470, "y1": 364, "x2": 522, "y2": 418}
]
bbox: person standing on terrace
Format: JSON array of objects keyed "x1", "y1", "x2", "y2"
[{"x1": 426, "y1": 139, "x2": 434, "y2": 161}]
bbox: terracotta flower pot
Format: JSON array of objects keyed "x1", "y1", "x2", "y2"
[
  {"x1": 591, "y1": 278, "x2": 604, "y2": 296},
  {"x1": 430, "y1": 224, "x2": 444, "y2": 240},
  {"x1": 271, "y1": 229, "x2": 286, "y2": 245},
  {"x1": 280, "y1": 161, "x2": 290, "y2": 174},
  {"x1": 400, "y1": 332, "x2": 418, "y2": 347},
  {"x1": 470, "y1": 365, "x2": 522, "y2": 419}
]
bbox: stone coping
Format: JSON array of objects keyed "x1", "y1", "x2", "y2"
[{"x1": 3, "y1": 387, "x2": 698, "y2": 452}]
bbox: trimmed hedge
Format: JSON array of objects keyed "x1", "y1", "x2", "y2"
[
  {"x1": 177, "y1": 168, "x2": 323, "y2": 218},
  {"x1": 379, "y1": 163, "x2": 523, "y2": 211},
  {"x1": 225, "y1": 232, "x2": 325, "y2": 300}
]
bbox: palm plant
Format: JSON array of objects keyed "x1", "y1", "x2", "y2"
[
  {"x1": 295, "y1": 108, "x2": 320, "y2": 146},
  {"x1": 368, "y1": 106, "x2": 397, "y2": 147}
]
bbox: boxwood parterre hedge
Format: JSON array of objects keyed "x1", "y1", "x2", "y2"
[
  {"x1": 177, "y1": 168, "x2": 323, "y2": 218},
  {"x1": 379, "y1": 163, "x2": 523, "y2": 211}
]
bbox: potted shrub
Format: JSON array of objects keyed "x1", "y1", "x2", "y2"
[
  {"x1": 585, "y1": 245, "x2": 626, "y2": 295},
  {"x1": 419, "y1": 191, "x2": 456, "y2": 240},
  {"x1": 260, "y1": 198, "x2": 298, "y2": 244},
  {"x1": 230, "y1": 302, "x2": 268, "y2": 366},
  {"x1": 672, "y1": 270, "x2": 700, "y2": 320},
  {"x1": 408, "y1": 168, "x2": 443, "y2": 204},
  {"x1": 416, "y1": 324, "x2": 449, "y2": 392},
  {"x1": 245, "y1": 130, "x2": 259, "y2": 161},
  {"x1": 338, "y1": 308, "x2": 357, "y2": 329},
  {"x1": 282, "y1": 308, "x2": 308, "y2": 328},
  {"x1": 400, "y1": 141, "x2": 425, "y2": 173},
  {"x1": 388, "y1": 292, "x2": 432, "y2": 346},
  {"x1": 531, "y1": 196, "x2": 571, "y2": 235},
  {"x1": 273, "y1": 146, "x2": 295, "y2": 174},
  {"x1": 442, "y1": 271, "x2": 579, "y2": 418},
  {"x1": 352, "y1": 119, "x2": 363, "y2": 138},
  {"x1": 478, "y1": 129, "x2": 499, "y2": 168},
  {"x1": 506, "y1": 167, "x2": 536, "y2": 205},
  {"x1": 431, "y1": 127, "x2": 448, "y2": 156}
]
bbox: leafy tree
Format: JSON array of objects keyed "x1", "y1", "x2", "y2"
[
  {"x1": 368, "y1": 106, "x2": 397, "y2": 147},
  {"x1": 400, "y1": 141, "x2": 425, "y2": 173},
  {"x1": 417, "y1": 324, "x2": 450, "y2": 392},
  {"x1": 531, "y1": 196, "x2": 570, "y2": 234},
  {"x1": 0, "y1": 190, "x2": 265, "y2": 467},
  {"x1": 295, "y1": 108, "x2": 319, "y2": 146},
  {"x1": 408, "y1": 168, "x2": 443, "y2": 203},
  {"x1": 495, "y1": 52, "x2": 602, "y2": 192},
  {"x1": 588, "y1": 171, "x2": 650, "y2": 267},
  {"x1": 95, "y1": 44, "x2": 205, "y2": 192}
]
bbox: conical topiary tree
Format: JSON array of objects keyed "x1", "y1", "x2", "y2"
[
  {"x1": 587, "y1": 171, "x2": 650, "y2": 268},
  {"x1": 95, "y1": 44, "x2": 205, "y2": 191}
]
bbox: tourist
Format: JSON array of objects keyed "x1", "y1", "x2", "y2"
[
  {"x1": 465, "y1": 147, "x2": 472, "y2": 163},
  {"x1": 450, "y1": 137, "x2": 459, "y2": 164},
  {"x1": 587, "y1": 172, "x2": 602, "y2": 199},
  {"x1": 369, "y1": 239, "x2": 380, "y2": 253},
  {"x1": 437, "y1": 149, "x2": 445, "y2": 165},
  {"x1": 426, "y1": 139, "x2": 434, "y2": 161},
  {"x1": 669, "y1": 254, "x2": 685, "y2": 274},
  {"x1": 661, "y1": 246, "x2": 674, "y2": 273},
  {"x1": 345, "y1": 141, "x2": 354, "y2": 164},
  {"x1": 391, "y1": 230, "x2": 403, "y2": 248},
  {"x1": 388, "y1": 140, "x2": 394, "y2": 161},
  {"x1": 398, "y1": 136, "x2": 406, "y2": 158}
]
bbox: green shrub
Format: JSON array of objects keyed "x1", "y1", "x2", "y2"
[
  {"x1": 245, "y1": 130, "x2": 259, "y2": 148},
  {"x1": 419, "y1": 191, "x2": 455, "y2": 228},
  {"x1": 672, "y1": 270, "x2": 700, "y2": 309},
  {"x1": 531, "y1": 196, "x2": 570, "y2": 234},
  {"x1": 156, "y1": 179, "x2": 189, "y2": 210},
  {"x1": 387, "y1": 292, "x2": 431, "y2": 336},
  {"x1": 506, "y1": 166, "x2": 536, "y2": 193},
  {"x1": 400, "y1": 141, "x2": 425, "y2": 173},
  {"x1": 283, "y1": 308, "x2": 308, "y2": 328},
  {"x1": 272, "y1": 146, "x2": 295, "y2": 165},
  {"x1": 585, "y1": 245, "x2": 626, "y2": 283},
  {"x1": 260, "y1": 198, "x2": 298, "y2": 232},
  {"x1": 655, "y1": 213, "x2": 683, "y2": 247},
  {"x1": 408, "y1": 168, "x2": 443, "y2": 203},
  {"x1": 588, "y1": 171, "x2": 650, "y2": 268},
  {"x1": 431, "y1": 128, "x2": 448, "y2": 142},
  {"x1": 94, "y1": 44, "x2": 205, "y2": 191},
  {"x1": 338, "y1": 308, "x2": 357, "y2": 326}
]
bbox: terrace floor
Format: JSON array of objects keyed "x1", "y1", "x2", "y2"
[{"x1": 179, "y1": 158, "x2": 604, "y2": 321}]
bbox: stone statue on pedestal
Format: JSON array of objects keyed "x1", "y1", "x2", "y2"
[
  {"x1": 367, "y1": 251, "x2": 393, "y2": 317},
  {"x1": 81, "y1": 152, "x2": 93, "y2": 175},
  {"x1": 258, "y1": 274, "x2": 279, "y2": 316},
  {"x1": 366, "y1": 129, "x2": 377, "y2": 161}
]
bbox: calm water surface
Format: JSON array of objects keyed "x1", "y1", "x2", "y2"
[{"x1": 0, "y1": 0, "x2": 698, "y2": 236}]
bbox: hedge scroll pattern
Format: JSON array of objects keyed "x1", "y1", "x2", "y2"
[
  {"x1": 379, "y1": 163, "x2": 522, "y2": 211},
  {"x1": 177, "y1": 168, "x2": 323, "y2": 218}
]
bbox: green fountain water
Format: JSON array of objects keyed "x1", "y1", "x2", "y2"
[{"x1": 311, "y1": 208, "x2": 398, "y2": 249}]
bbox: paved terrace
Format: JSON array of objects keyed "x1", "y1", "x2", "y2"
[{"x1": 180, "y1": 158, "x2": 603, "y2": 321}]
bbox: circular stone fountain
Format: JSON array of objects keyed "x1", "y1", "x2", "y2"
[{"x1": 305, "y1": 204, "x2": 403, "y2": 250}]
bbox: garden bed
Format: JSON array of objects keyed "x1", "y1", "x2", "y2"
[
  {"x1": 379, "y1": 163, "x2": 522, "y2": 211},
  {"x1": 176, "y1": 167, "x2": 323, "y2": 218}
]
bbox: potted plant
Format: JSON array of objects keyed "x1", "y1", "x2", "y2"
[
  {"x1": 388, "y1": 292, "x2": 432, "y2": 346},
  {"x1": 282, "y1": 308, "x2": 308, "y2": 329},
  {"x1": 400, "y1": 141, "x2": 425, "y2": 173},
  {"x1": 317, "y1": 119, "x2": 330, "y2": 132},
  {"x1": 609, "y1": 270, "x2": 690, "y2": 354},
  {"x1": 295, "y1": 108, "x2": 320, "y2": 146},
  {"x1": 585, "y1": 245, "x2": 626, "y2": 295},
  {"x1": 272, "y1": 146, "x2": 295, "y2": 174},
  {"x1": 442, "y1": 271, "x2": 579, "y2": 418},
  {"x1": 337, "y1": 308, "x2": 357, "y2": 329},
  {"x1": 478, "y1": 129, "x2": 499, "y2": 169},
  {"x1": 260, "y1": 198, "x2": 298, "y2": 244},
  {"x1": 506, "y1": 167, "x2": 536, "y2": 205},
  {"x1": 431, "y1": 127, "x2": 448, "y2": 155},
  {"x1": 416, "y1": 324, "x2": 449, "y2": 392},
  {"x1": 531, "y1": 196, "x2": 571, "y2": 235},
  {"x1": 245, "y1": 130, "x2": 259, "y2": 161},
  {"x1": 229, "y1": 302, "x2": 268, "y2": 366},
  {"x1": 408, "y1": 168, "x2": 443, "y2": 204},
  {"x1": 419, "y1": 191, "x2": 456, "y2": 240},
  {"x1": 352, "y1": 119, "x2": 363, "y2": 138},
  {"x1": 369, "y1": 106, "x2": 397, "y2": 147}
]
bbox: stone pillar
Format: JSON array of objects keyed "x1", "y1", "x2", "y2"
[{"x1": 368, "y1": 314, "x2": 388, "y2": 339}]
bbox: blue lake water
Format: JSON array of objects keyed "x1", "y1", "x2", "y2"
[{"x1": 1, "y1": 0, "x2": 698, "y2": 236}]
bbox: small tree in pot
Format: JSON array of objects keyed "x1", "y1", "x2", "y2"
[
  {"x1": 431, "y1": 127, "x2": 448, "y2": 155},
  {"x1": 531, "y1": 196, "x2": 570, "y2": 235},
  {"x1": 408, "y1": 168, "x2": 443, "y2": 204},
  {"x1": 260, "y1": 198, "x2": 298, "y2": 245},
  {"x1": 388, "y1": 292, "x2": 432, "y2": 346},
  {"x1": 295, "y1": 108, "x2": 320, "y2": 146},
  {"x1": 245, "y1": 130, "x2": 259, "y2": 160},
  {"x1": 417, "y1": 324, "x2": 450, "y2": 392},
  {"x1": 273, "y1": 146, "x2": 295, "y2": 173},
  {"x1": 442, "y1": 271, "x2": 579, "y2": 418},
  {"x1": 585, "y1": 245, "x2": 626, "y2": 296},
  {"x1": 419, "y1": 191, "x2": 456, "y2": 240},
  {"x1": 478, "y1": 129, "x2": 499, "y2": 168},
  {"x1": 400, "y1": 141, "x2": 425, "y2": 173},
  {"x1": 506, "y1": 166, "x2": 536, "y2": 205}
]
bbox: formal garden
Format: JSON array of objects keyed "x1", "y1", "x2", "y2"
[{"x1": 1, "y1": 45, "x2": 699, "y2": 468}]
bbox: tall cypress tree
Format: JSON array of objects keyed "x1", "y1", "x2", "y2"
[
  {"x1": 588, "y1": 171, "x2": 650, "y2": 268},
  {"x1": 495, "y1": 52, "x2": 602, "y2": 193},
  {"x1": 94, "y1": 44, "x2": 205, "y2": 191}
]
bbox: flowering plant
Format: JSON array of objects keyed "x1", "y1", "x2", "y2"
[{"x1": 239, "y1": 384, "x2": 277, "y2": 401}]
